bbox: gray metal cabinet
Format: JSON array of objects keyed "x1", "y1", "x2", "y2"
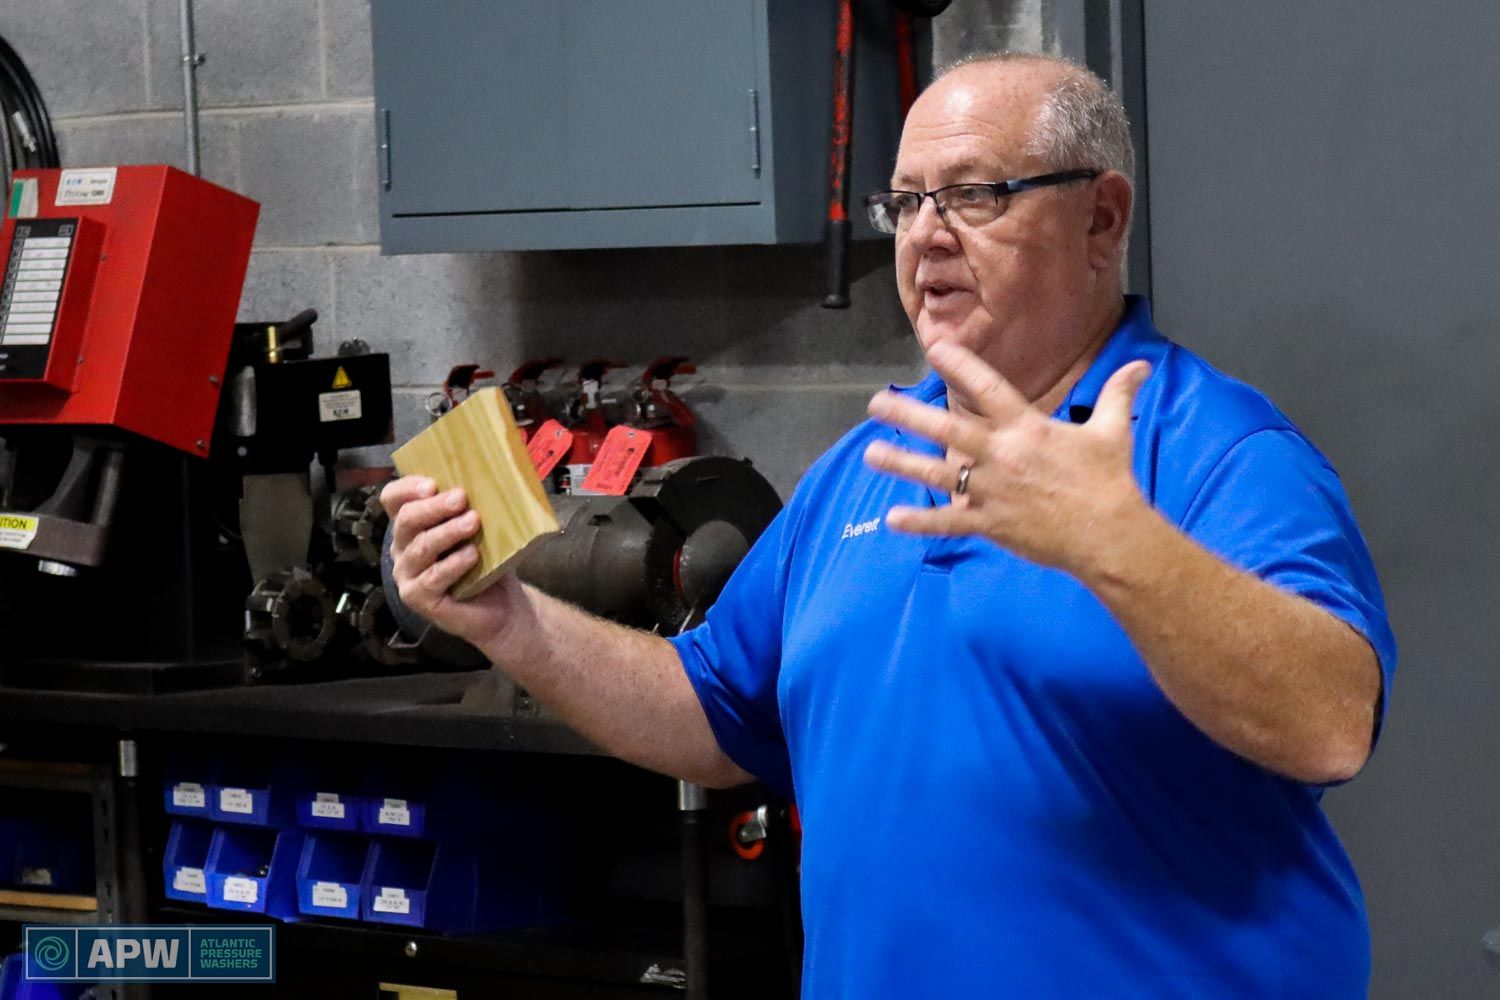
[{"x1": 371, "y1": 0, "x2": 904, "y2": 253}]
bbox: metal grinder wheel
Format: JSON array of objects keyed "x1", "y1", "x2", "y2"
[{"x1": 380, "y1": 456, "x2": 783, "y2": 665}]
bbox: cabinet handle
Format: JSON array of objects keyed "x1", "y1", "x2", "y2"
[
  {"x1": 379, "y1": 108, "x2": 393, "y2": 190},
  {"x1": 747, "y1": 89, "x2": 762, "y2": 176}
]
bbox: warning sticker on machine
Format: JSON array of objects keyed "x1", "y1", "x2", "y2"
[
  {"x1": 0, "y1": 514, "x2": 38, "y2": 550},
  {"x1": 55, "y1": 167, "x2": 117, "y2": 205},
  {"x1": 319, "y1": 389, "x2": 362, "y2": 423}
]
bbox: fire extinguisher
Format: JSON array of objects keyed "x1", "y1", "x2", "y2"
[
  {"x1": 563, "y1": 358, "x2": 624, "y2": 491},
  {"x1": 503, "y1": 357, "x2": 563, "y2": 443},
  {"x1": 631, "y1": 356, "x2": 699, "y2": 466}
]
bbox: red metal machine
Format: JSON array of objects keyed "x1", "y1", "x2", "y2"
[
  {"x1": 0, "y1": 166, "x2": 259, "y2": 455},
  {"x1": 0, "y1": 166, "x2": 258, "y2": 685}
]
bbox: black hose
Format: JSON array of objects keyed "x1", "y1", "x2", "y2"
[{"x1": 0, "y1": 32, "x2": 60, "y2": 199}]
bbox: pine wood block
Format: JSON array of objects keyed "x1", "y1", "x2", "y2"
[{"x1": 392, "y1": 387, "x2": 559, "y2": 599}]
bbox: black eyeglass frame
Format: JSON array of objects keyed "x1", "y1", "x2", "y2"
[{"x1": 864, "y1": 168, "x2": 1102, "y2": 234}]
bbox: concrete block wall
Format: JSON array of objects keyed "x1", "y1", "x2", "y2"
[{"x1": 0, "y1": 0, "x2": 1043, "y2": 497}]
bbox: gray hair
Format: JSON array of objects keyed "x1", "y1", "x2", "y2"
[{"x1": 940, "y1": 52, "x2": 1135, "y2": 190}]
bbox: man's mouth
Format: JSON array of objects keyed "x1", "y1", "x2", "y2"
[{"x1": 922, "y1": 284, "x2": 968, "y2": 304}]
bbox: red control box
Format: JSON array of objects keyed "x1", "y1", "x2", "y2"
[{"x1": 0, "y1": 166, "x2": 259, "y2": 456}]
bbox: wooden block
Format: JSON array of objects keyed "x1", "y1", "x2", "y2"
[{"x1": 392, "y1": 387, "x2": 560, "y2": 599}]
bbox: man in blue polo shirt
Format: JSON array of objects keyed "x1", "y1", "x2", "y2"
[{"x1": 384, "y1": 52, "x2": 1394, "y2": 998}]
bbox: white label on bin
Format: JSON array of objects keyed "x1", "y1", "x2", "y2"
[
  {"x1": 222, "y1": 876, "x2": 259, "y2": 904},
  {"x1": 311, "y1": 793, "x2": 345, "y2": 820},
  {"x1": 171, "y1": 782, "x2": 206, "y2": 809},
  {"x1": 55, "y1": 167, "x2": 117, "y2": 205},
  {"x1": 318, "y1": 389, "x2": 362, "y2": 423},
  {"x1": 312, "y1": 881, "x2": 348, "y2": 909},
  {"x1": 378, "y1": 799, "x2": 411, "y2": 827},
  {"x1": 19, "y1": 867, "x2": 53, "y2": 887},
  {"x1": 219, "y1": 787, "x2": 255, "y2": 815},
  {"x1": 172, "y1": 867, "x2": 206, "y2": 894},
  {"x1": 373, "y1": 887, "x2": 410, "y2": 915}
]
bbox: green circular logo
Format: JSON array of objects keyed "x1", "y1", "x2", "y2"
[{"x1": 32, "y1": 934, "x2": 71, "y2": 973}]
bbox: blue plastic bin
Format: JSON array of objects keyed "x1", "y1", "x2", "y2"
[
  {"x1": 0, "y1": 953, "x2": 78, "y2": 999},
  {"x1": 293, "y1": 763, "x2": 364, "y2": 833},
  {"x1": 161, "y1": 755, "x2": 218, "y2": 820},
  {"x1": 7, "y1": 817, "x2": 91, "y2": 894},
  {"x1": 359, "y1": 833, "x2": 563, "y2": 933},
  {"x1": 204, "y1": 825, "x2": 303, "y2": 919},
  {"x1": 162, "y1": 821, "x2": 214, "y2": 903},
  {"x1": 209, "y1": 759, "x2": 296, "y2": 828},
  {"x1": 295, "y1": 834, "x2": 368, "y2": 920}
]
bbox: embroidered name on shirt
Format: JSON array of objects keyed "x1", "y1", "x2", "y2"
[{"x1": 840, "y1": 517, "x2": 881, "y2": 540}]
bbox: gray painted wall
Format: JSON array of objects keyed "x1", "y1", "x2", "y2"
[
  {"x1": 1139, "y1": 3, "x2": 1497, "y2": 996},
  {"x1": 0, "y1": 0, "x2": 1043, "y2": 498}
]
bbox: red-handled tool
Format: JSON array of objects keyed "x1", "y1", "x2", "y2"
[{"x1": 821, "y1": 0, "x2": 858, "y2": 310}]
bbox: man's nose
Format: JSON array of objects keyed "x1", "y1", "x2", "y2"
[{"x1": 905, "y1": 196, "x2": 957, "y2": 252}]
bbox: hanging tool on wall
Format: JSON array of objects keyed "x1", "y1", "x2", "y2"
[
  {"x1": 0, "y1": 34, "x2": 59, "y2": 198},
  {"x1": 819, "y1": 0, "x2": 949, "y2": 309},
  {"x1": 820, "y1": 0, "x2": 859, "y2": 309}
]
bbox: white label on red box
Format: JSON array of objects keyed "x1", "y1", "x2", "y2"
[
  {"x1": 378, "y1": 799, "x2": 411, "y2": 827},
  {"x1": 222, "y1": 876, "x2": 259, "y2": 904},
  {"x1": 219, "y1": 787, "x2": 255, "y2": 815},
  {"x1": 312, "y1": 881, "x2": 349, "y2": 909},
  {"x1": 173, "y1": 867, "x2": 206, "y2": 894},
  {"x1": 373, "y1": 887, "x2": 410, "y2": 915},
  {"x1": 172, "y1": 782, "x2": 206, "y2": 809},
  {"x1": 311, "y1": 793, "x2": 345, "y2": 820},
  {"x1": 55, "y1": 167, "x2": 117, "y2": 206}
]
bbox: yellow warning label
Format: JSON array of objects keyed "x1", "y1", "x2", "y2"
[
  {"x1": 0, "y1": 514, "x2": 39, "y2": 551},
  {"x1": 332, "y1": 366, "x2": 353, "y2": 390}
]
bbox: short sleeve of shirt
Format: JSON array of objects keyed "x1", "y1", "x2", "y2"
[
  {"x1": 1180, "y1": 428, "x2": 1398, "y2": 746},
  {"x1": 669, "y1": 503, "x2": 796, "y2": 798}
]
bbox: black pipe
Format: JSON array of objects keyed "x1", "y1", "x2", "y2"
[{"x1": 682, "y1": 806, "x2": 711, "y2": 998}]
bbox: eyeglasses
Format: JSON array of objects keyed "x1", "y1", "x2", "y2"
[{"x1": 864, "y1": 168, "x2": 1101, "y2": 234}]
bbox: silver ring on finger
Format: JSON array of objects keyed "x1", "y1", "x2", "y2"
[{"x1": 954, "y1": 464, "x2": 973, "y2": 497}]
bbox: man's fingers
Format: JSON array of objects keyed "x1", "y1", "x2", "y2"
[
  {"x1": 408, "y1": 544, "x2": 480, "y2": 606},
  {"x1": 864, "y1": 440, "x2": 960, "y2": 492},
  {"x1": 391, "y1": 487, "x2": 469, "y2": 551},
  {"x1": 380, "y1": 476, "x2": 436, "y2": 519},
  {"x1": 1089, "y1": 361, "x2": 1151, "y2": 437},
  {"x1": 926, "y1": 340, "x2": 1033, "y2": 422},
  {"x1": 867, "y1": 392, "x2": 992, "y2": 456},
  {"x1": 884, "y1": 503, "x2": 984, "y2": 537},
  {"x1": 401, "y1": 510, "x2": 481, "y2": 574}
]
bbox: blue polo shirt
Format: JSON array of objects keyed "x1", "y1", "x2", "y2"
[{"x1": 670, "y1": 297, "x2": 1396, "y2": 999}]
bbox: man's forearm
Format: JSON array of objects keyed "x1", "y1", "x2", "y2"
[
  {"x1": 473, "y1": 576, "x2": 752, "y2": 789},
  {"x1": 1080, "y1": 504, "x2": 1382, "y2": 784}
]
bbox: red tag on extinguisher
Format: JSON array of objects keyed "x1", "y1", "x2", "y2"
[
  {"x1": 526, "y1": 420, "x2": 574, "y2": 478},
  {"x1": 580, "y1": 426, "x2": 654, "y2": 496}
]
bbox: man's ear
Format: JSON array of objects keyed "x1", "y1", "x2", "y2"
[{"x1": 1086, "y1": 172, "x2": 1133, "y2": 269}]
